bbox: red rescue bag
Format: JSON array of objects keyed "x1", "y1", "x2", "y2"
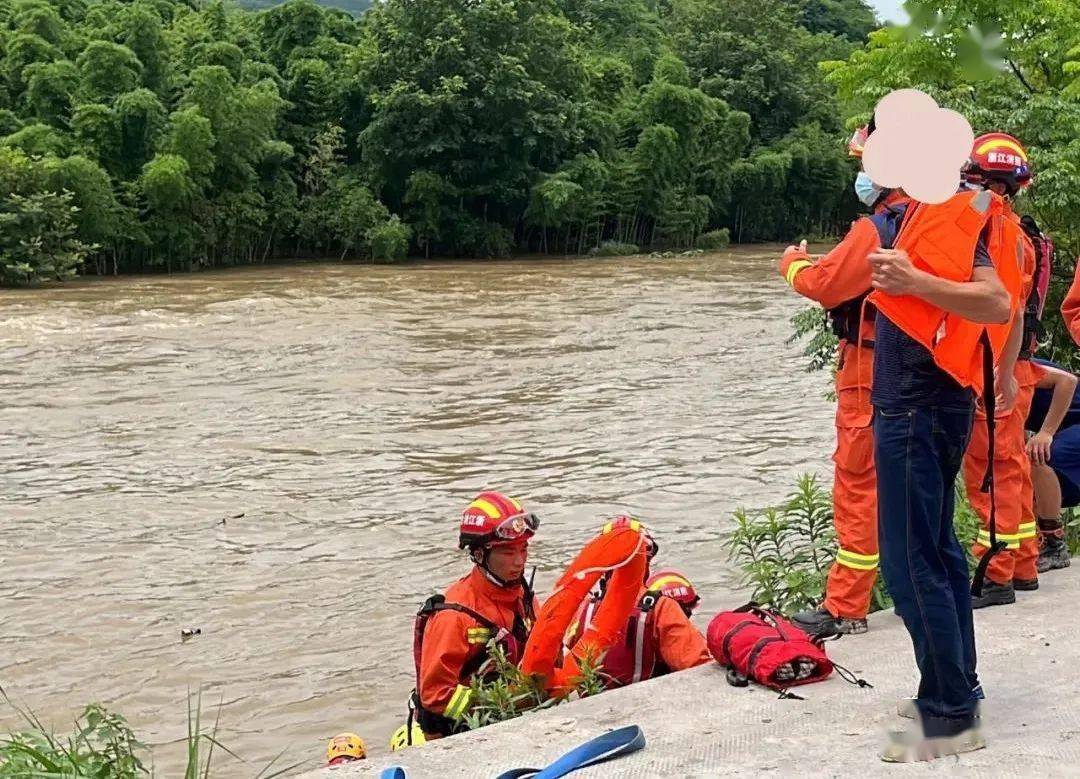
[{"x1": 707, "y1": 604, "x2": 834, "y2": 695}]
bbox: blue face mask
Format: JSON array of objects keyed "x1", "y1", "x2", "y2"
[{"x1": 854, "y1": 171, "x2": 883, "y2": 208}]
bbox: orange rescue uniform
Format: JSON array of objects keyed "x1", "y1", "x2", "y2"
[
  {"x1": 963, "y1": 206, "x2": 1042, "y2": 583},
  {"x1": 564, "y1": 586, "x2": 710, "y2": 687},
  {"x1": 417, "y1": 567, "x2": 538, "y2": 736},
  {"x1": 778, "y1": 194, "x2": 909, "y2": 619},
  {"x1": 1063, "y1": 263, "x2": 1080, "y2": 346}
]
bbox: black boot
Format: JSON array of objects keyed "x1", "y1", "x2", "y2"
[
  {"x1": 1037, "y1": 534, "x2": 1071, "y2": 573},
  {"x1": 791, "y1": 606, "x2": 867, "y2": 638},
  {"x1": 971, "y1": 580, "x2": 1015, "y2": 609}
]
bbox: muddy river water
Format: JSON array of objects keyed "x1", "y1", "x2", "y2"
[{"x1": 1, "y1": 248, "x2": 833, "y2": 774}]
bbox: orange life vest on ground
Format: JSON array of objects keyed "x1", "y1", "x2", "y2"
[{"x1": 867, "y1": 189, "x2": 1023, "y2": 394}]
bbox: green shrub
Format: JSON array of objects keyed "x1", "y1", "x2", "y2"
[
  {"x1": 462, "y1": 636, "x2": 610, "y2": 730},
  {"x1": 0, "y1": 687, "x2": 301, "y2": 778},
  {"x1": 727, "y1": 473, "x2": 989, "y2": 616},
  {"x1": 694, "y1": 228, "x2": 730, "y2": 251},
  {"x1": 368, "y1": 215, "x2": 411, "y2": 263},
  {"x1": 725, "y1": 474, "x2": 836, "y2": 614},
  {"x1": 588, "y1": 241, "x2": 638, "y2": 257}
]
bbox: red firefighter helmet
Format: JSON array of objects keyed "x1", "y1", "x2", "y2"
[
  {"x1": 646, "y1": 569, "x2": 701, "y2": 614},
  {"x1": 458, "y1": 491, "x2": 538, "y2": 550},
  {"x1": 602, "y1": 515, "x2": 658, "y2": 559},
  {"x1": 963, "y1": 132, "x2": 1032, "y2": 195}
]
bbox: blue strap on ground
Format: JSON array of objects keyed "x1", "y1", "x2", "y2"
[
  {"x1": 493, "y1": 725, "x2": 645, "y2": 779},
  {"x1": 380, "y1": 767, "x2": 407, "y2": 779}
]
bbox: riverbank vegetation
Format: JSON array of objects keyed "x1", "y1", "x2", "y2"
[
  {"x1": 0, "y1": 0, "x2": 876, "y2": 284},
  {"x1": 0, "y1": 688, "x2": 300, "y2": 777},
  {"x1": 727, "y1": 474, "x2": 1080, "y2": 616}
]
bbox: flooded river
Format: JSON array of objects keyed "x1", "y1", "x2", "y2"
[{"x1": 1, "y1": 248, "x2": 833, "y2": 774}]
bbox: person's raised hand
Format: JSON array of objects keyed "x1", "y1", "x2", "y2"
[{"x1": 869, "y1": 248, "x2": 922, "y2": 296}]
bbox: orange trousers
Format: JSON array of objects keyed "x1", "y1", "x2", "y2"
[
  {"x1": 963, "y1": 378, "x2": 1039, "y2": 584},
  {"x1": 823, "y1": 386, "x2": 878, "y2": 620}
]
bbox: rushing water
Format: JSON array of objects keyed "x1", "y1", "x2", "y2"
[{"x1": 0, "y1": 248, "x2": 833, "y2": 774}]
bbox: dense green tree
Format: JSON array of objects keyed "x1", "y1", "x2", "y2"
[
  {"x1": 0, "y1": 0, "x2": 883, "y2": 283},
  {"x1": 822, "y1": 0, "x2": 1080, "y2": 363}
]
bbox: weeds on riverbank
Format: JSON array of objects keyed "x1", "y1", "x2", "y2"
[
  {"x1": 725, "y1": 474, "x2": 995, "y2": 616},
  {"x1": 725, "y1": 474, "x2": 837, "y2": 614},
  {"x1": 0, "y1": 687, "x2": 300, "y2": 778},
  {"x1": 462, "y1": 642, "x2": 608, "y2": 730}
]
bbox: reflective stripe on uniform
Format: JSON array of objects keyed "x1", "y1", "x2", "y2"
[
  {"x1": 1018, "y1": 521, "x2": 1037, "y2": 539},
  {"x1": 631, "y1": 613, "x2": 648, "y2": 683},
  {"x1": 444, "y1": 685, "x2": 472, "y2": 720},
  {"x1": 785, "y1": 259, "x2": 813, "y2": 286},
  {"x1": 466, "y1": 627, "x2": 492, "y2": 645},
  {"x1": 976, "y1": 529, "x2": 1028, "y2": 550},
  {"x1": 836, "y1": 548, "x2": 879, "y2": 571}
]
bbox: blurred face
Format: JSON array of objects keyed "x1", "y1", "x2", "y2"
[{"x1": 484, "y1": 540, "x2": 529, "y2": 583}]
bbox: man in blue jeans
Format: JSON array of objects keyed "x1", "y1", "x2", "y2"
[{"x1": 866, "y1": 199, "x2": 1013, "y2": 761}]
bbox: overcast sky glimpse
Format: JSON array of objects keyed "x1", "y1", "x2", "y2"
[{"x1": 869, "y1": 0, "x2": 908, "y2": 24}]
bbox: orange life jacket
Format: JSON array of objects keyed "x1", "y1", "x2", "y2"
[
  {"x1": 868, "y1": 188, "x2": 1026, "y2": 596},
  {"x1": 867, "y1": 189, "x2": 1023, "y2": 394},
  {"x1": 565, "y1": 589, "x2": 664, "y2": 688},
  {"x1": 519, "y1": 523, "x2": 650, "y2": 697}
]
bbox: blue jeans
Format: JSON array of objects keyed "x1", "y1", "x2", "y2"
[{"x1": 874, "y1": 404, "x2": 979, "y2": 737}]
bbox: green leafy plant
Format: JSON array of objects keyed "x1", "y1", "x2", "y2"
[
  {"x1": 462, "y1": 639, "x2": 610, "y2": 730},
  {"x1": 0, "y1": 687, "x2": 301, "y2": 779},
  {"x1": 693, "y1": 228, "x2": 731, "y2": 251},
  {"x1": 789, "y1": 307, "x2": 839, "y2": 374},
  {"x1": 724, "y1": 474, "x2": 836, "y2": 614},
  {"x1": 728, "y1": 474, "x2": 1018, "y2": 616},
  {"x1": 588, "y1": 241, "x2": 639, "y2": 257}
]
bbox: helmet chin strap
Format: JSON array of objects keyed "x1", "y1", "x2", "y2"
[{"x1": 472, "y1": 547, "x2": 522, "y2": 589}]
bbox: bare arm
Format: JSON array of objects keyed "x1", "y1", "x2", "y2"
[
  {"x1": 869, "y1": 250, "x2": 1010, "y2": 324},
  {"x1": 908, "y1": 266, "x2": 1011, "y2": 324},
  {"x1": 995, "y1": 308, "x2": 1024, "y2": 408},
  {"x1": 1036, "y1": 366, "x2": 1078, "y2": 437},
  {"x1": 1028, "y1": 365, "x2": 1078, "y2": 465}
]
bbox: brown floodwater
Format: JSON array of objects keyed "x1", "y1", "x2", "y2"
[{"x1": 0, "y1": 248, "x2": 833, "y2": 775}]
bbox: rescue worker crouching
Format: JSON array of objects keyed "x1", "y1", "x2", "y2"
[
  {"x1": 563, "y1": 519, "x2": 710, "y2": 689},
  {"x1": 1026, "y1": 359, "x2": 1079, "y2": 572},
  {"x1": 392, "y1": 491, "x2": 539, "y2": 749},
  {"x1": 780, "y1": 120, "x2": 908, "y2": 638}
]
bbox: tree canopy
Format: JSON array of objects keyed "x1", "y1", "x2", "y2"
[{"x1": 0, "y1": 0, "x2": 875, "y2": 282}]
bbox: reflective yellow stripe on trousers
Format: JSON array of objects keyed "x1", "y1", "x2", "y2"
[{"x1": 836, "y1": 548, "x2": 879, "y2": 571}]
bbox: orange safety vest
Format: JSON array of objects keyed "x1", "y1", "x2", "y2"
[
  {"x1": 868, "y1": 188, "x2": 1025, "y2": 596},
  {"x1": 868, "y1": 189, "x2": 1023, "y2": 394}
]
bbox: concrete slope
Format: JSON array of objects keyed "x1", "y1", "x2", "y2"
[{"x1": 309, "y1": 568, "x2": 1079, "y2": 778}]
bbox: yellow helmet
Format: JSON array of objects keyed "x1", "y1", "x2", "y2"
[
  {"x1": 326, "y1": 732, "x2": 366, "y2": 765},
  {"x1": 389, "y1": 722, "x2": 426, "y2": 751}
]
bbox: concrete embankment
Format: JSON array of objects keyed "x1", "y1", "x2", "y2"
[{"x1": 307, "y1": 568, "x2": 1080, "y2": 778}]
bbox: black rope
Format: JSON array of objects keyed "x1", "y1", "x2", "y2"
[{"x1": 971, "y1": 330, "x2": 1007, "y2": 597}]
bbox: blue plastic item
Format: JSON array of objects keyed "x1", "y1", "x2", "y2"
[{"x1": 493, "y1": 725, "x2": 645, "y2": 779}]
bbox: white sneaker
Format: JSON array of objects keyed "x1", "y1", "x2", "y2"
[{"x1": 880, "y1": 727, "x2": 986, "y2": 763}]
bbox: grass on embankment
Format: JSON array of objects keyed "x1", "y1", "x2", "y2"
[{"x1": 0, "y1": 686, "x2": 302, "y2": 778}]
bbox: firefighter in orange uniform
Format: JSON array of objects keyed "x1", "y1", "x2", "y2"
[
  {"x1": 779, "y1": 122, "x2": 909, "y2": 637},
  {"x1": 563, "y1": 521, "x2": 710, "y2": 687},
  {"x1": 960, "y1": 133, "x2": 1045, "y2": 608},
  {"x1": 392, "y1": 492, "x2": 539, "y2": 748},
  {"x1": 1062, "y1": 262, "x2": 1080, "y2": 346}
]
